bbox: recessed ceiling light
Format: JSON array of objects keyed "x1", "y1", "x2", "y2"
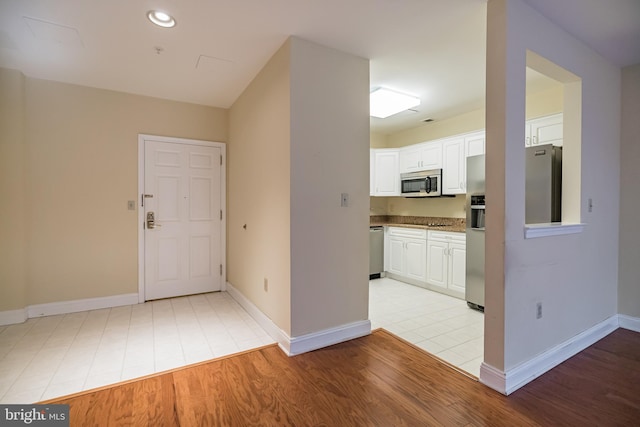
[
  {"x1": 370, "y1": 87, "x2": 420, "y2": 119},
  {"x1": 147, "y1": 10, "x2": 176, "y2": 28}
]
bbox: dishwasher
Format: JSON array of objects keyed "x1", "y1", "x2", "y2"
[{"x1": 369, "y1": 226, "x2": 384, "y2": 279}]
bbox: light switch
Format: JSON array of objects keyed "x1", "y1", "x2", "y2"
[{"x1": 128, "y1": 200, "x2": 136, "y2": 211}]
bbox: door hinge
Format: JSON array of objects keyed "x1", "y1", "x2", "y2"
[
  {"x1": 220, "y1": 210, "x2": 222, "y2": 220},
  {"x1": 220, "y1": 155, "x2": 223, "y2": 165},
  {"x1": 220, "y1": 264, "x2": 223, "y2": 276}
]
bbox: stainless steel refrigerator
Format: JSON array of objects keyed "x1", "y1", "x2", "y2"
[
  {"x1": 526, "y1": 144, "x2": 562, "y2": 223},
  {"x1": 466, "y1": 154, "x2": 485, "y2": 311}
]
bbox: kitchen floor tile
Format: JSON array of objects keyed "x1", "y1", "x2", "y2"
[{"x1": 369, "y1": 277, "x2": 484, "y2": 377}]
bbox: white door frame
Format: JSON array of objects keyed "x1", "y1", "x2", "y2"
[{"x1": 137, "y1": 134, "x2": 226, "y2": 303}]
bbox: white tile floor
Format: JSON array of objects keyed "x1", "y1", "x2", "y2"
[
  {"x1": 0, "y1": 278, "x2": 483, "y2": 404},
  {"x1": 369, "y1": 277, "x2": 484, "y2": 377},
  {"x1": 0, "y1": 292, "x2": 275, "y2": 404}
]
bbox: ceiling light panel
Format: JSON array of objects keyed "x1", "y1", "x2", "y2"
[{"x1": 370, "y1": 88, "x2": 420, "y2": 119}]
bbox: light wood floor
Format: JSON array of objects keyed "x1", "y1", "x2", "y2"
[{"x1": 43, "y1": 328, "x2": 640, "y2": 426}]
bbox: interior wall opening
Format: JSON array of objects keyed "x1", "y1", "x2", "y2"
[{"x1": 525, "y1": 50, "x2": 582, "y2": 227}]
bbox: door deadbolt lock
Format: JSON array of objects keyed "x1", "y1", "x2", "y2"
[{"x1": 146, "y1": 212, "x2": 160, "y2": 229}]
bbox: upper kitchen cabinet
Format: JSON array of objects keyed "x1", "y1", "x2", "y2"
[
  {"x1": 400, "y1": 141, "x2": 442, "y2": 173},
  {"x1": 442, "y1": 136, "x2": 466, "y2": 195},
  {"x1": 525, "y1": 113, "x2": 563, "y2": 147},
  {"x1": 370, "y1": 150, "x2": 375, "y2": 196},
  {"x1": 465, "y1": 131, "x2": 485, "y2": 157},
  {"x1": 372, "y1": 148, "x2": 400, "y2": 196}
]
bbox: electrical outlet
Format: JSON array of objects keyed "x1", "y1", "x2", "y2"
[
  {"x1": 341, "y1": 193, "x2": 349, "y2": 207},
  {"x1": 264, "y1": 278, "x2": 268, "y2": 292},
  {"x1": 536, "y1": 302, "x2": 542, "y2": 319}
]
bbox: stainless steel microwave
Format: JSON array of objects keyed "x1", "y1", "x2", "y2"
[{"x1": 400, "y1": 169, "x2": 442, "y2": 197}]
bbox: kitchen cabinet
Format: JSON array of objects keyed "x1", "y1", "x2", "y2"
[
  {"x1": 385, "y1": 227, "x2": 427, "y2": 283},
  {"x1": 426, "y1": 231, "x2": 466, "y2": 298},
  {"x1": 526, "y1": 113, "x2": 563, "y2": 147},
  {"x1": 370, "y1": 150, "x2": 375, "y2": 196},
  {"x1": 399, "y1": 141, "x2": 442, "y2": 173},
  {"x1": 442, "y1": 137, "x2": 466, "y2": 195},
  {"x1": 465, "y1": 131, "x2": 485, "y2": 157},
  {"x1": 372, "y1": 149, "x2": 400, "y2": 196}
]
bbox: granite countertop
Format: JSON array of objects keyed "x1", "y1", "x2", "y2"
[{"x1": 370, "y1": 215, "x2": 465, "y2": 233}]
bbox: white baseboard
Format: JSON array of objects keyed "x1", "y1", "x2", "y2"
[
  {"x1": 225, "y1": 281, "x2": 289, "y2": 348},
  {"x1": 0, "y1": 309, "x2": 28, "y2": 326},
  {"x1": 226, "y1": 281, "x2": 371, "y2": 357},
  {"x1": 0, "y1": 293, "x2": 140, "y2": 326},
  {"x1": 618, "y1": 314, "x2": 640, "y2": 332},
  {"x1": 478, "y1": 362, "x2": 506, "y2": 394},
  {"x1": 480, "y1": 315, "x2": 619, "y2": 395},
  {"x1": 286, "y1": 320, "x2": 371, "y2": 356},
  {"x1": 27, "y1": 293, "x2": 139, "y2": 318}
]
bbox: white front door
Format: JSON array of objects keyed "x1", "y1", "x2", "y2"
[{"x1": 140, "y1": 135, "x2": 224, "y2": 301}]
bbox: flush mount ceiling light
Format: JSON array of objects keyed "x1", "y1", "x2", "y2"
[
  {"x1": 147, "y1": 10, "x2": 176, "y2": 28},
  {"x1": 370, "y1": 87, "x2": 420, "y2": 118}
]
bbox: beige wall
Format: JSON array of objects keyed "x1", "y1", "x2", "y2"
[
  {"x1": 526, "y1": 86, "x2": 563, "y2": 119},
  {"x1": 387, "y1": 109, "x2": 485, "y2": 148},
  {"x1": 228, "y1": 40, "x2": 292, "y2": 334},
  {"x1": 369, "y1": 132, "x2": 387, "y2": 148},
  {"x1": 386, "y1": 87, "x2": 562, "y2": 150},
  {"x1": 289, "y1": 38, "x2": 370, "y2": 336},
  {"x1": 228, "y1": 37, "x2": 369, "y2": 339},
  {"x1": 619, "y1": 63, "x2": 640, "y2": 317},
  {"x1": 1, "y1": 72, "x2": 227, "y2": 310},
  {"x1": 0, "y1": 69, "x2": 27, "y2": 311},
  {"x1": 485, "y1": 0, "x2": 621, "y2": 375}
]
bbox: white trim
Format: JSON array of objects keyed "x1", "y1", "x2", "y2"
[
  {"x1": 225, "y1": 281, "x2": 289, "y2": 348},
  {"x1": 226, "y1": 281, "x2": 372, "y2": 357},
  {"x1": 137, "y1": 134, "x2": 226, "y2": 303},
  {"x1": 286, "y1": 320, "x2": 371, "y2": 356},
  {"x1": 137, "y1": 138, "x2": 145, "y2": 303},
  {"x1": 0, "y1": 309, "x2": 28, "y2": 326},
  {"x1": 27, "y1": 293, "x2": 139, "y2": 319},
  {"x1": 480, "y1": 315, "x2": 619, "y2": 395},
  {"x1": 478, "y1": 362, "x2": 506, "y2": 393},
  {"x1": 619, "y1": 314, "x2": 640, "y2": 333},
  {"x1": 524, "y1": 223, "x2": 585, "y2": 239}
]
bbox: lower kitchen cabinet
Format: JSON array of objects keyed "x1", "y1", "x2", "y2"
[
  {"x1": 426, "y1": 231, "x2": 466, "y2": 298},
  {"x1": 385, "y1": 227, "x2": 427, "y2": 283}
]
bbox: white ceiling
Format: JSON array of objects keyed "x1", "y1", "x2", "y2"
[{"x1": 0, "y1": 1, "x2": 638, "y2": 136}]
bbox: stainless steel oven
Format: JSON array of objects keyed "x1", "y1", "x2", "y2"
[{"x1": 400, "y1": 169, "x2": 442, "y2": 197}]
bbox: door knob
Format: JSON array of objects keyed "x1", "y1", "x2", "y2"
[{"x1": 146, "y1": 212, "x2": 161, "y2": 229}]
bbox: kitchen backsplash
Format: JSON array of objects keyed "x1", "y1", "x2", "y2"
[
  {"x1": 370, "y1": 215, "x2": 465, "y2": 228},
  {"x1": 369, "y1": 195, "x2": 466, "y2": 218}
]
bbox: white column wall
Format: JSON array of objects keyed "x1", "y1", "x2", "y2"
[{"x1": 485, "y1": 0, "x2": 620, "y2": 373}]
